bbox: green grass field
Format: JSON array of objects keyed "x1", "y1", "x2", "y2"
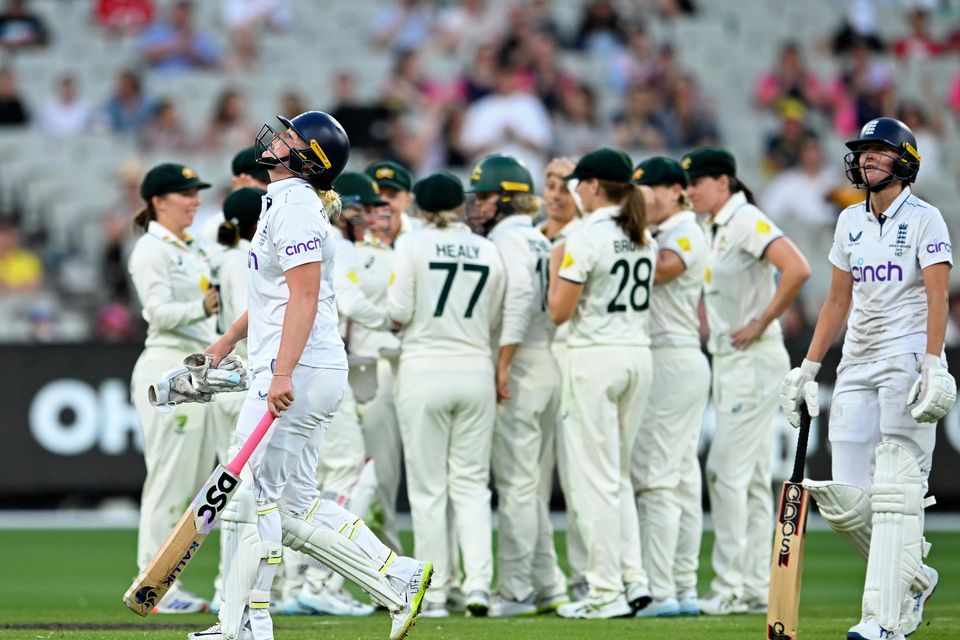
[{"x1": 2, "y1": 528, "x2": 956, "y2": 640}]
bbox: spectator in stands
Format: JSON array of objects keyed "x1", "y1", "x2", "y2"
[
  {"x1": 761, "y1": 134, "x2": 840, "y2": 229},
  {"x1": 459, "y1": 62, "x2": 552, "y2": 188},
  {"x1": 662, "y1": 74, "x2": 720, "y2": 151},
  {"x1": 434, "y1": 0, "x2": 500, "y2": 57},
  {"x1": 221, "y1": 0, "x2": 292, "y2": 32},
  {"x1": 37, "y1": 74, "x2": 91, "y2": 137},
  {"x1": 140, "y1": 98, "x2": 193, "y2": 152},
  {"x1": 607, "y1": 24, "x2": 657, "y2": 93},
  {"x1": 0, "y1": 219, "x2": 42, "y2": 293},
  {"x1": 0, "y1": 0, "x2": 48, "y2": 50},
  {"x1": 329, "y1": 70, "x2": 391, "y2": 155},
  {"x1": 574, "y1": 0, "x2": 626, "y2": 53},
  {"x1": 277, "y1": 89, "x2": 305, "y2": 119},
  {"x1": 828, "y1": 41, "x2": 895, "y2": 137},
  {"x1": 96, "y1": 300, "x2": 136, "y2": 342},
  {"x1": 204, "y1": 87, "x2": 254, "y2": 153},
  {"x1": 102, "y1": 159, "x2": 143, "y2": 300},
  {"x1": 138, "y1": 0, "x2": 219, "y2": 72},
  {"x1": 381, "y1": 49, "x2": 443, "y2": 113},
  {"x1": 526, "y1": 29, "x2": 577, "y2": 115},
  {"x1": 827, "y1": 0, "x2": 884, "y2": 56},
  {"x1": 655, "y1": 0, "x2": 698, "y2": 21},
  {"x1": 892, "y1": 7, "x2": 945, "y2": 64},
  {"x1": 754, "y1": 40, "x2": 824, "y2": 113},
  {"x1": 898, "y1": 99, "x2": 944, "y2": 188},
  {"x1": 100, "y1": 69, "x2": 155, "y2": 136},
  {"x1": 456, "y1": 43, "x2": 498, "y2": 104},
  {"x1": 763, "y1": 101, "x2": 817, "y2": 175},
  {"x1": 371, "y1": 0, "x2": 434, "y2": 53},
  {"x1": 553, "y1": 81, "x2": 604, "y2": 157},
  {"x1": 0, "y1": 66, "x2": 29, "y2": 126},
  {"x1": 612, "y1": 81, "x2": 670, "y2": 153},
  {"x1": 94, "y1": 0, "x2": 154, "y2": 35},
  {"x1": 223, "y1": 24, "x2": 260, "y2": 72}
]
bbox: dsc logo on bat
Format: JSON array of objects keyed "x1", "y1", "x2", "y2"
[{"x1": 192, "y1": 468, "x2": 240, "y2": 534}]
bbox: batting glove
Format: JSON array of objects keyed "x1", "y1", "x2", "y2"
[
  {"x1": 149, "y1": 367, "x2": 213, "y2": 413},
  {"x1": 184, "y1": 353, "x2": 249, "y2": 394},
  {"x1": 907, "y1": 354, "x2": 957, "y2": 423},
  {"x1": 780, "y1": 358, "x2": 821, "y2": 428}
]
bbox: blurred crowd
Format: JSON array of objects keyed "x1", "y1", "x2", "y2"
[{"x1": 1, "y1": 0, "x2": 960, "y2": 346}]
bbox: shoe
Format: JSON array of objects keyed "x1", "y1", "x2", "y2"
[
  {"x1": 676, "y1": 589, "x2": 700, "y2": 616},
  {"x1": 389, "y1": 561, "x2": 433, "y2": 640},
  {"x1": 699, "y1": 590, "x2": 747, "y2": 615},
  {"x1": 902, "y1": 565, "x2": 938, "y2": 636},
  {"x1": 556, "y1": 594, "x2": 632, "y2": 619},
  {"x1": 446, "y1": 587, "x2": 466, "y2": 613},
  {"x1": 489, "y1": 596, "x2": 537, "y2": 617},
  {"x1": 739, "y1": 596, "x2": 768, "y2": 614},
  {"x1": 534, "y1": 592, "x2": 569, "y2": 614},
  {"x1": 848, "y1": 617, "x2": 906, "y2": 640},
  {"x1": 625, "y1": 582, "x2": 652, "y2": 613},
  {"x1": 187, "y1": 623, "x2": 251, "y2": 640},
  {"x1": 269, "y1": 597, "x2": 311, "y2": 615},
  {"x1": 155, "y1": 585, "x2": 209, "y2": 614},
  {"x1": 635, "y1": 597, "x2": 680, "y2": 618},
  {"x1": 465, "y1": 590, "x2": 489, "y2": 617},
  {"x1": 569, "y1": 582, "x2": 589, "y2": 603},
  {"x1": 419, "y1": 602, "x2": 449, "y2": 618},
  {"x1": 297, "y1": 584, "x2": 374, "y2": 616}
]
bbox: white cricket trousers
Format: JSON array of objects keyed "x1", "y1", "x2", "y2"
[
  {"x1": 131, "y1": 346, "x2": 219, "y2": 572},
  {"x1": 633, "y1": 346, "x2": 710, "y2": 600},
  {"x1": 829, "y1": 353, "x2": 936, "y2": 494},
  {"x1": 706, "y1": 341, "x2": 789, "y2": 600},
  {"x1": 395, "y1": 355, "x2": 496, "y2": 605},
  {"x1": 562, "y1": 345, "x2": 652, "y2": 599},
  {"x1": 493, "y1": 346, "x2": 566, "y2": 602},
  {"x1": 357, "y1": 358, "x2": 404, "y2": 552}
]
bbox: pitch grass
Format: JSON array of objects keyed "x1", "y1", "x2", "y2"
[{"x1": 1, "y1": 529, "x2": 957, "y2": 640}]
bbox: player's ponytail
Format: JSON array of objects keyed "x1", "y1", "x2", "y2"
[
  {"x1": 678, "y1": 190, "x2": 693, "y2": 211},
  {"x1": 218, "y1": 218, "x2": 241, "y2": 247},
  {"x1": 133, "y1": 202, "x2": 157, "y2": 232},
  {"x1": 600, "y1": 180, "x2": 648, "y2": 245},
  {"x1": 729, "y1": 176, "x2": 757, "y2": 205},
  {"x1": 316, "y1": 188, "x2": 342, "y2": 222}
]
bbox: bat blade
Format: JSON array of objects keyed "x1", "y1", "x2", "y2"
[
  {"x1": 122, "y1": 465, "x2": 241, "y2": 616},
  {"x1": 766, "y1": 406, "x2": 812, "y2": 639}
]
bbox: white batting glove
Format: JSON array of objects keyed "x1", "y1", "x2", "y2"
[
  {"x1": 183, "y1": 353, "x2": 249, "y2": 394},
  {"x1": 907, "y1": 354, "x2": 957, "y2": 423},
  {"x1": 149, "y1": 367, "x2": 214, "y2": 413},
  {"x1": 780, "y1": 358, "x2": 821, "y2": 428}
]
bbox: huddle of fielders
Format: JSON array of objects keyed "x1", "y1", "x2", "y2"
[{"x1": 126, "y1": 112, "x2": 952, "y2": 640}]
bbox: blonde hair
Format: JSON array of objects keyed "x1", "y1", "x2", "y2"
[
  {"x1": 511, "y1": 193, "x2": 543, "y2": 216},
  {"x1": 420, "y1": 207, "x2": 463, "y2": 229},
  {"x1": 678, "y1": 190, "x2": 693, "y2": 211},
  {"x1": 317, "y1": 188, "x2": 342, "y2": 222}
]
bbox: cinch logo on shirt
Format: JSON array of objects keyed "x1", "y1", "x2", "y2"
[
  {"x1": 927, "y1": 241, "x2": 951, "y2": 254},
  {"x1": 284, "y1": 237, "x2": 322, "y2": 256},
  {"x1": 851, "y1": 260, "x2": 903, "y2": 283}
]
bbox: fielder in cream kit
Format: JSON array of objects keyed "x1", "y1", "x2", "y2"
[
  {"x1": 630, "y1": 157, "x2": 710, "y2": 618},
  {"x1": 780, "y1": 117, "x2": 954, "y2": 640}
]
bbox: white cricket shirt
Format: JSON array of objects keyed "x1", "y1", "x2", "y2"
[
  {"x1": 332, "y1": 233, "x2": 386, "y2": 334},
  {"x1": 388, "y1": 222, "x2": 505, "y2": 361},
  {"x1": 829, "y1": 187, "x2": 953, "y2": 364},
  {"x1": 351, "y1": 236, "x2": 401, "y2": 357},
  {"x1": 246, "y1": 178, "x2": 346, "y2": 371},
  {"x1": 702, "y1": 192, "x2": 784, "y2": 355},
  {"x1": 488, "y1": 214, "x2": 555, "y2": 348},
  {"x1": 650, "y1": 211, "x2": 707, "y2": 348},
  {"x1": 558, "y1": 205, "x2": 657, "y2": 348},
  {"x1": 211, "y1": 238, "x2": 250, "y2": 359},
  {"x1": 128, "y1": 220, "x2": 217, "y2": 351}
]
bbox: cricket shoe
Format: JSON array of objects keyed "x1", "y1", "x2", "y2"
[
  {"x1": 676, "y1": 589, "x2": 700, "y2": 616},
  {"x1": 534, "y1": 591, "x2": 569, "y2": 614},
  {"x1": 847, "y1": 618, "x2": 906, "y2": 640},
  {"x1": 738, "y1": 596, "x2": 768, "y2": 614},
  {"x1": 389, "y1": 560, "x2": 433, "y2": 640},
  {"x1": 556, "y1": 594, "x2": 632, "y2": 619},
  {"x1": 419, "y1": 602, "x2": 449, "y2": 618},
  {"x1": 626, "y1": 582, "x2": 652, "y2": 613},
  {"x1": 489, "y1": 595, "x2": 537, "y2": 617},
  {"x1": 297, "y1": 584, "x2": 374, "y2": 616},
  {"x1": 187, "y1": 623, "x2": 252, "y2": 640},
  {"x1": 635, "y1": 597, "x2": 680, "y2": 618},
  {"x1": 465, "y1": 590, "x2": 489, "y2": 617},
  {"x1": 154, "y1": 584, "x2": 209, "y2": 614},
  {"x1": 698, "y1": 590, "x2": 748, "y2": 615},
  {"x1": 902, "y1": 565, "x2": 938, "y2": 636}
]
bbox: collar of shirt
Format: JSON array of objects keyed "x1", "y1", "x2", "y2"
[
  {"x1": 266, "y1": 176, "x2": 309, "y2": 199},
  {"x1": 862, "y1": 186, "x2": 912, "y2": 222},
  {"x1": 585, "y1": 204, "x2": 621, "y2": 226},
  {"x1": 147, "y1": 220, "x2": 193, "y2": 250},
  {"x1": 709, "y1": 191, "x2": 748, "y2": 227},
  {"x1": 490, "y1": 213, "x2": 533, "y2": 236},
  {"x1": 361, "y1": 229, "x2": 392, "y2": 249},
  {"x1": 654, "y1": 210, "x2": 696, "y2": 235}
]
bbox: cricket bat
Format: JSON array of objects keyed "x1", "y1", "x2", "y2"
[
  {"x1": 123, "y1": 410, "x2": 275, "y2": 616},
  {"x1": 767, "y1": 406, "x2": 812, "y2": 639}
]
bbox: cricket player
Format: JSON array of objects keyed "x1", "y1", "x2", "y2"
[
  {"x1": 547, "y1": 148, "x2": 656, "y2": 619},
  {"x1": 683, "y1": 147, "x2": 810, "y2": 615},
  {"x1": 194, "y1": 111, "x2": 431, "y2": 640},
  {"x1": 780, "y1": 117, "x2": 953, "y2": 640},
  {"x1": 630, "y1": 157, "x2": 710, "y2": 617},
  {"x1": 128, "y1": 162, "x2": 218, "y2": 614},
  {"x1": 465, "y1": 154, "x2": 568, "y2": 616},
  {"x1": 388, "y1": 172, "x2": 506, "y2": 618}
]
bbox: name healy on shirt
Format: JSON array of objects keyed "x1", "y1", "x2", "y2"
[{"x1": 435, "y1": 243, "x2": 479, "y2": 259}]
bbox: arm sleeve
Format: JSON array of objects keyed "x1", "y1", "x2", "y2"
[
  {"x1": 828, "y1": 212, "x2": 851, "y2": 271},
  {"x1": 387, "y1": 235, "x2": 416, "y2": 325},
  {"x1": 737, "y1": 206, "x2": 785, "y2": 260},
  {"x1": 128, "y1": 241, "x2": 208, "y2": 331},
  {"x1": 917, "y1": 208, "x2": 954, "y2": 269},
  {"x1": 662, "y1": 222, "x2": 706, "y2": 269},
  {"x1": 274, "y1": 208, "x2": 328, "y2": 271},
  {"x1": 334, "y1": 241, "x2": 388, "y2": 330},
  {"x1": 496, "y1": 235, "x2": 536, "y2": 346},
  {"x1": 557, "y1": 229, "x2": 596, "y2": 284}
]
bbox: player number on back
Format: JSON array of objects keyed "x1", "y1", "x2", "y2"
[
  {"x1": 607, "y1": 257, "x2": 652, "y2": 312},
  {"x1": 429, "y1": 261, "x2": 490, "y2": 318}
]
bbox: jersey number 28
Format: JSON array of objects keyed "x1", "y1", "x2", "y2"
[
  {"x1": 607, "y1": 257, "x2": 652, "y2": 312},
  {"x1": 429, "y1": 261, "x2": 489, "y2": 318}
]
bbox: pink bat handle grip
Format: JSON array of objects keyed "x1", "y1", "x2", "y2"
[{"x1": 226, "y1": 411, "x2": 275, "y2": 475}]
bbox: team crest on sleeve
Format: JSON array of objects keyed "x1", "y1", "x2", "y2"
[
  {"x1": 755, "y1": 220, "x2": 771, "y2": 234},
  {"x1": 561, "y1": 252, "x2": 575, "y2": 269},
  {"x1": 676, "y1": 237, "x2": 692, "y2": 252}
]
